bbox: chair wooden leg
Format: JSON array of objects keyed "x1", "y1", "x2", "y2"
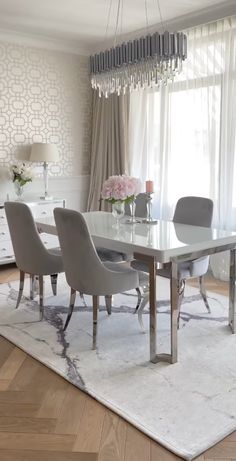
[
  {"x1": 38, "y1": 276, "x2": 44, "y2": 320},
  {"x1": 199, "y1": 275, "x2": 211, "y2": 313},
  {"x1": 50, "y1": 274, "x2": 58, "y2": 296},
  {"x1": 63, "y1": 288, "x2": 76, "y2": 331},
  {"x1": 16, "y1": 271, "x2": 25, "y2": 309},
  {"x1": 105, "y1": 295, "x2": 112, "y2": 315},
  {"x1": 92, "y1": 295, "x2": 99, "y2": 350}
]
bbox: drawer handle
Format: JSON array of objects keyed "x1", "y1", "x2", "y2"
[
  {"x1": 41, "y1": 211, "x2": 47, "y2": 215},
  {"x1": 0, "y1": 216, "x2": 5, "y2": 219},
  {"x1": 0, "y1": 232, "x2": 6, "y2": 235},
  {"x1": 1, "y1": 248, "x2": 6, "y2": 251}
]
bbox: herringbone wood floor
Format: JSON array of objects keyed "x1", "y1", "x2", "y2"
[{"x1": 0, "y1": 264, "x2": 235, "y2": 461}]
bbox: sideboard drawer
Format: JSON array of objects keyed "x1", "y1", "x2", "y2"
[
  {"x1": 40, "y1": 233, "x2": 60, "y2": 249},
  {"x1": 0, "y1": 226, "x2": 10, "y2": 241},
  {"x1": 0, "y1": 197, "x2": 65, "y2": 265},
  {"x1": 0, "y1": 209, "x2": 7, "y2": 225},
  {"x1": 0, "y1": 241, "x2": 14, "y2": 260},
  {"x1": 32, "y1": 201, "x2": 64, "y2": 219}
]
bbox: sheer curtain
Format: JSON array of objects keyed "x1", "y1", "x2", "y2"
[{"x1": 129, "y1": 17, "x2": 236, "y2": 279}]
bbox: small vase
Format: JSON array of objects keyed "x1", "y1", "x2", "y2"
[
  {"x1": 14, "y1": 181, "x2": 24, "y2": 200},
  {"x1": 112, "y1": 201, "x2": 125, "y2": 227}
]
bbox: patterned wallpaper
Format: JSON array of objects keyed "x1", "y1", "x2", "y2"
[{"x1": 0, "y1": 42, "x2": 92, "y2": 177}]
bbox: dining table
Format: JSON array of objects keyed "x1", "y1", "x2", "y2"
[{"x1": 35, "y1": 211, "x2": 236, "y2": 364}]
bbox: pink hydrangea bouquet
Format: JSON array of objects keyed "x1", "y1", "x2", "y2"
[{"x1": 101, "y1": 175, "x2": 141, "y2": 204}]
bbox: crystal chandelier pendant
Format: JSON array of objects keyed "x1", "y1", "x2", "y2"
[{"x1": 90, "y1": 31, "x2": 187, "y2": 98}]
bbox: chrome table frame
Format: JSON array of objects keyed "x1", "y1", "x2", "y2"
[
  {"x1": 36, "y1": 216, "x2": 236, "y2": 364},
  {"x1": 134, "y1": 243, "x2": 236, "y2": 364}
]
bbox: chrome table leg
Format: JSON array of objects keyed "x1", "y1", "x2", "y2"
[
  {"x1": 92, "y1": 295, "x2": 98, "y2": 350},
  {"x1": 170, "y1": 261, "x2": 179, "y2": 364},
  {"x1": 39, "y1": 276, "x2": 44, "y2": 321},
  {"x1": 133, "y1": 253, "x2": 178, "y2": 364},
  {"x1": 134, "y1": 253, "x2": 157, "y2": 363},
  {"x1": 149, "y1": 255, "x2": 157, "y2": 362},
  {"x1": 229, "y1": 248, "x2": 236, "y2": 333}
]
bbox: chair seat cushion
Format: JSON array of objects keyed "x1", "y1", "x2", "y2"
[
  {"x1": 131, "y1": 259, "x2": 149, "y2": 273},
  {"x1": 45, "y1": 247, "x2": 64, "y2": 274},
  {"x1": 103, "y1": 261, "x2": 139, "y2": 294},
  {"x1": 132, "y1": 255, "x2": 209, "y2": 280},
  {"x1": 105, "y1": 261, "x2": 148, "y2": 289},
  {"x1": 138, "y1": 270, "x2": 149, "y2": 287},
  {"x1": 97, "y1": 247, "x2": 129, "y2": 263},
  {"x1": 185, "y1": 256, "x2": 209, "y2": 278},
  {"x1": 105, "y1": 262, "x2": 149, "y2": 288},
  {"x1": 48, "y1": 247, "x2": 62, "y2": 257}
]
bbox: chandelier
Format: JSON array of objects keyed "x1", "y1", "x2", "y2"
[{"x1": 89, "y1": 1, "x2": 187, "y2": 98}]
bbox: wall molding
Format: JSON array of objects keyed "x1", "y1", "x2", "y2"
[
  {"x1": 0, "y1": 1, "x2": 235, "y2": 55},
  {"x1": 92, "y1": 0, "x2": 236, "y2": 52},
  {"x1": 0, "y1": 26, "x2": 90, "y2": 56}
]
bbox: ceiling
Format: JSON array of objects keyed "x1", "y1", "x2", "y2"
[{"x1": 0, "y1": 0, "x2": 235, "y2": 54}]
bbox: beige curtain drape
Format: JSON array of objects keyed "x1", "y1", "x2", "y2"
[{"x1": 87, "y1": 90, "x2": 130, "y2": 211}]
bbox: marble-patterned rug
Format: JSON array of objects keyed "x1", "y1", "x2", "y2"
[{"x1": 0, "y1": 274, "x2": 235, "y2": 460}]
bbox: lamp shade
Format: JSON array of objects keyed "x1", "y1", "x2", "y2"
[{"x1": 30, "y1": 143, "x2": 59, "y2": 163}]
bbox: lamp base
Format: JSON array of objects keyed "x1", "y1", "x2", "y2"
[{"x1": 40, "y1": 195, "x2": 54, "y2": 201}]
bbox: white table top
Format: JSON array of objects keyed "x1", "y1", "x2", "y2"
[{"x1": 35, "y1": 211, "x2": 236, "y2": 263}]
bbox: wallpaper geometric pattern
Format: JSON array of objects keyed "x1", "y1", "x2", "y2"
[{"x1": 0, "y1": 42, "x2": 91, "y2": 176}]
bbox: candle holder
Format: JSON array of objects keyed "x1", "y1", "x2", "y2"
[
  {"x1": 142, "y1": 193, "x2": 157, "y2": 224},
  {"x1": 125, "y1": 199, "x2": 141, "y2": 224}
]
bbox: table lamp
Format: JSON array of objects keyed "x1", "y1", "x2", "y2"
[{"x1": 30, "y1": 143, "x2": 59, "y2": 200}]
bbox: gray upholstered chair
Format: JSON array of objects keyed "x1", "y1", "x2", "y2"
[
  {"x1": 131, "y1": 196, "x2": 214, "y2": 329},
  {"x1": 54, "y1": 207, "x2": 141, "y2": 348},
  {"x1": 5, "y1": 201, "x2": 64, "y2": 318}
]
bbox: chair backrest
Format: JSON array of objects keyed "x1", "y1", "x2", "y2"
[
  {"x1": 173, "y1": 196, "x2": 213, "y2": 228},
  {"x1": 54, "y1": 207, "x2": 108, "y2": 294},
  {"x1": 4, "y1": 201, "x2": 50, "y2": 274},
  {"x1": 125, "y1": 193, "x2": 148, "y2": 218}
]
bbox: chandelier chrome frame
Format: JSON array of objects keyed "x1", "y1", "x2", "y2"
[{"x1": 90, "y1": 5, "x2": 187, "y2": 98}]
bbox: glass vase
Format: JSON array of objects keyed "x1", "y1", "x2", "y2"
[
  {"x1": 112, "y1": 201, "x2": 125, "y2": 227},
  {"x1": 14, "y1": 181, "x2": 24, "y2": 200},
  {"x1": 129, "y1": 199, "x2": 136, "y2": 223}
]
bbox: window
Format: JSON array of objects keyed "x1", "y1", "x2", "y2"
[{"x1": 129, "y1": 17, "x2": 236, "y2": 226}]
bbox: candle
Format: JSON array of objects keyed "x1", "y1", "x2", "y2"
[{"x1": 146, "y1": 180, "x2": 154, "y2": 194}]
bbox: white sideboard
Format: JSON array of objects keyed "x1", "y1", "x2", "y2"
[{"x1": 0, "y1": 198, "x2": 65, "y2": 265}]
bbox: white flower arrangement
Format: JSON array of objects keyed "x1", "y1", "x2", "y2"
[{"x1": 9, "y1": 163, "x2": 34, "y2": 186}]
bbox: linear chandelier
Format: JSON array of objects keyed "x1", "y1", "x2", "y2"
[{"x1": 90, "y1": 30, "x2": 187, "y2": 98}]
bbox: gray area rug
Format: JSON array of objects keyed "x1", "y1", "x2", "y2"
[{"x1": 0, "y1": 274, "x2": 234, "y2": 460}]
